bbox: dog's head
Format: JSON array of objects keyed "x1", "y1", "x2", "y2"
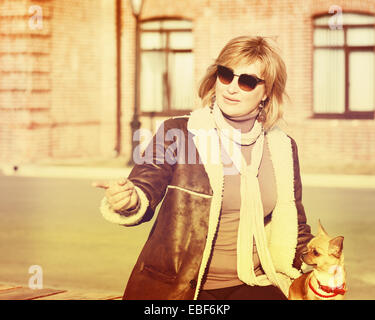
[{"x1": 301, "y1": 220, "x2": 344, "y2": 273}]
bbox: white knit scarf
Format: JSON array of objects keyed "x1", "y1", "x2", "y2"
[{"x1": 212, "y1": 102, "x2": 280, "y2": 287}]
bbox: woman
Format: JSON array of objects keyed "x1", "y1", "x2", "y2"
[{"x1": 94, "y1": 36, "x2": 313, "y2": 300}]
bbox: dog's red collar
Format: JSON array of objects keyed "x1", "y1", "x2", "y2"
[{"x1": 309, "y1": 278, "x2": 347, "y2": 299}]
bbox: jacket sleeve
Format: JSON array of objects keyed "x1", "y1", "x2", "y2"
[
  {"x1": 100, "y1": 119, "x2": 178, "y2": 227},
  {"x1": 290, "y1": 138, "x2": 314, "y2": 270}
]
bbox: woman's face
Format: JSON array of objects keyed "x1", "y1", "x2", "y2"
[{"x1": 215, "y1": 61, "x2": 267, "y2": 117}]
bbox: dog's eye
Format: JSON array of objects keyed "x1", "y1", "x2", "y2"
[{"x1": 313, "y1": 249, "x2": 320, "y2": 256}]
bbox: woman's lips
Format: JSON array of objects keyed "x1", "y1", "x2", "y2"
[{"x1": 223, "y1": 95, "x2": 240, "y2": 104}]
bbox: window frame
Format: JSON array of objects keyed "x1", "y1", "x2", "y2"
[
  {"x1": 312, "y1": 12, "x2": 375, "y2": 120},
  {"x1": 139, "y1": 17, "x2": 194, "y2": 117}
]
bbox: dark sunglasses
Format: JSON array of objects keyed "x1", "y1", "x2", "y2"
[{"x1": 217, "y1": 65, "x2": 265, "y2": 91}]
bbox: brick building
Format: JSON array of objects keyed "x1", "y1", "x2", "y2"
[{"x1": 1, "y1": 0, "x2": 374, "y2": 174}]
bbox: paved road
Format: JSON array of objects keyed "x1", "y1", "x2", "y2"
[{"x1": 0, "y1": 173, "x2": 374, "y2": 299}]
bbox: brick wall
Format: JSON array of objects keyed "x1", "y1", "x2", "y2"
[
  {"x1": 50, "y1": 0, "x2": 116, "y2": 158},
  {"x1": 0, "y1": 0, "x2": 117, "y2": 163},
  {"x1": 129, "y1": 0, "x2": 375, "y2": 173},
  {"x1": 0, "y1": 0, "x2": 52, "y2": 163},
  {"x1": 0, "y1": 0, "x2": 374, "y2": 173},
  {"x1": 120, "y1": 0, "x2": 136, "y2": 163}
]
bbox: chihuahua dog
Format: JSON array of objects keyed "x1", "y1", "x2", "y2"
[{"x1": 288, "y1": 220, "x2": 346, "y2": 300}]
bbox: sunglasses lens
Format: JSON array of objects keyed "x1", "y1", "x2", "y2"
[
  {"x1": 217, "y1": 66, "x2": 234, "y2": 85},
  {"x1": 238, "y1": 74, "x2": 257, "y2": 91},
  {"x1": 217, "y1": 65, "x2": 264, "y2": 91}
]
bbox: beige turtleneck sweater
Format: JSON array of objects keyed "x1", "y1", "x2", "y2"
[{"x1": 202, "y1": 111, "x2": 277, "y2": 290}]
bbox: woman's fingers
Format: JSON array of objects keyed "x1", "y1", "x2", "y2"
[
  {"x1": 117, "y1": 177, "x2": 128, "y2": 186},
  {"x1": 111, "y1": 198, "x2": 132, "y2": 212},
  {"x1": 92, "y1": 181, "x2": 110, "y2": 189},
  {"x1": 93, "y1": 179, "x2": 133, "y2": 193},
  {"x1": 107, "y1": 189, "x2": 133, "y2": 205},
  {"x1": 107, "y1": 182, "x2": 133, "y2": 197},
  {"x1": 117, "y1": 178, "x2": 134, "y2": 189},
  {"x1": 93, "y1": 178, "x2": 137, "y2": 212}
]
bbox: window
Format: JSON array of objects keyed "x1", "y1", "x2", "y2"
[
  {"x1": 140, "y1": 19, "x2": 194, "y2": 115},
  {"x1": 313, "y1": 13, "x2": 375, "y2": 119}
]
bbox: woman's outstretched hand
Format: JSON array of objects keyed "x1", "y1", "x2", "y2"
[{"x1": 92, "y1": 178, "x2": 139, "y2": 212}]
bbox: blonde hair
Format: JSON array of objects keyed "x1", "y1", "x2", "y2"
[{"x1": 198, "y1": 36, "x2": 289, "y2": 131}]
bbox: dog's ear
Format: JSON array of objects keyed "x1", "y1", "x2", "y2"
[
  {"x1": 329, "y1": 236, "x2": 344, "y2": 258},
  {"x1": 317, "y1": 219, "x2": 329, "y2": 237}
]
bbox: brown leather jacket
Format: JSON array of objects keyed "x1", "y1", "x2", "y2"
[{"x1": 103, "y1": 110, "x2": 313, "y2": 300}]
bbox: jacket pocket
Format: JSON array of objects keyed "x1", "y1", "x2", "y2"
[{"x1": 141, "y1": 264, "x2": 177, "y2": 284}]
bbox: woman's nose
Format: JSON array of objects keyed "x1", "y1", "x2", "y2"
[{"x1": 227, "y1": 76, "x2": 240, "y2": 94}]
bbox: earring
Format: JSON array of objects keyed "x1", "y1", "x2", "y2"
[
  {"x1": 210, "y1": 94, "x2": 216, "y2": 110},
  {"x1": 258, "y1": 100, "x2": 266, "y2": 123}
]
